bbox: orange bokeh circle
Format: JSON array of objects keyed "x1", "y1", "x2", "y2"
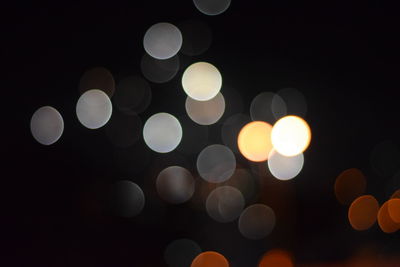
[
  {"x1": 191, "y1": 251, "x2": 229, "y2": 267},
  {"x1": 238, "y1": 121, "x2": 273, "y2": 162},
  {"x1": 348, "y1": 195, "x2": 379, "y2": 231}
]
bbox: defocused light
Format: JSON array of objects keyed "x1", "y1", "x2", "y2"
[
  {"x1": 221, "y1": 114, "x2": 251, "y2": 154},
  {"x1": 185, "y1": 92, "x2": 225, "y2": 125},
  {"x1": 388, "y1": 198, "x2": 400, "y2": 223},
  {"x1": 274, "y1": 88, "x2": 307, "y2": 117},
  {"x1": 191, "y1": 251, "x2": 229, "y2": 267},
  {"x1": 112, "y1": 180, "x2": 145, "y2": 217},
  {"x1": 271, "y1": 115, "x2": 311, "y2": 157},
  {"x1": 391, "y1": 189, "x2": 400, "y2": 199},
  {"x1": 259, "y1": 249, "x2": 294, "y2": 267},
  {"x1": 378, "y1": 200, "x2": 400, "y2": 233},
  {"x1": 197, "y1": 144, "x2": 236, "y2": 183},
  {"x1": 334, "y1": 168, "x2": 366, "y2": 205},
  {"x1": 348, "y1": 195, "x2": 379, "y2": 231},
  {"x1": 141, "y1": 53, "x2": 180, "y2": 83},
  {"x1": 250, "y1": 92, "x2": 286, "y2": 123},
  {"x1": 79, "y1": 67, "x2": 115, "y2": 97},
  {"x1": 30, "y1": 106, "x2": 64, "y2": 145},
  {"x1": 113, "y1": 76, "x2": 152, "y2": 114},
  {"x1": 267, "y1": 150, "x2": 304, "y2": 180},
  {"x1": 206, "y1": 186, "x2": 244, "y2": 223},
  {"x1": 104, "y1": 110, "x2": 142, "y2": 148},
  {"x1": 143, "y1": 113, "x2": 182, "y2": 153},
  {"x1": 164, "y1": 239, "x2": 202, "y2": 267},
  {"x1": 179, "y1": 20, "x2": 212, "y2": 56},
  {"x1": 238, "y1": 204, "x2": 276, "y2": 239},
  {"x1": 76, "y1": 89, "x2": 112, "y2": 129},
  {"x1": 193, "y1": 0, "x2": 231, "y2": 16},
  {"x1": 238, "y1": 121, "x2": 273, "y2": 162},
  {"x1": 143, "y1": 22, "x2": 182, "y2": 60},
  {"x1": 176, "y1": 116, "x2": 208, "y2": 155},
  {"x1": 370, "y1": 140, "x2": 400, "y2": 178},
  {"x1": 156, "y1": 166, "x2": 195, "y2": 204},
  {"x1": 223, "y1": 168, "x2": 257, "y2": 203},
  {"x1": 182, "y1": 62, "x2": 222, "y2": 101}
]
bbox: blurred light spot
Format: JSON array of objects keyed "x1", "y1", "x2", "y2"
[
  {"x1": 182, "y1": 62, "x2": 222, "y2": 101},
  {"x1": 223, "y1": 168, "x2": 258, "y2": 203},
  {"x1": 238, "y1": 204, "x2": 276, "y2": 239},
  {"x1": 267, "y1": 150, "x2": 304, "y2": 180},
  {"x1": 179, "y1": 20, "x2": 212, "y2": 56},
  {"x1": 391, "y1": 189, "x2": 400, "y2": 199},
  {"x1": 164, "y1": 239, "x2": 202, "y2": 267},
  {"x1": 112, "y1": 180, "x2": 145, "y2": 217},
  {"x1": 177, "y1": 116, "x2": 208, "y2": 155},
  {"x1": 197, "y1": 144, "x2": 236, "y2": 183},
  {"x1": 141, "y1": 53, "x2": 180, "y2": 83},
  {"x1": 259, "y1": 249, "x2": 294, "y2": 267},
  {"x1": 193, "y1": 0, "x2": 231, "y2": 16},
  {"x1": 274, "y1": 88, "x2": 307, "y2": 117},
  {"x1": 271, "y1": 115, "x2": 311, "y2": 157},
  {"x1": 378, "y1": 200, "x2": 400, "y2": 233},
  {"x1": 104, "y1": 110, "x2": 142, "y2": 148},
  {"x1": 334, "y1": 168, "x2": 366, "y2": 205},
  {"x1": 185, "y1": 92, "x2": 225, "y2": 125},
  {"x1": 388, "y1": 198, "x2": 400, "y2": 223},
  {"x1": 156, "y1": 166, "x2": 195, "y2": 204},
  {"x1": 238, "y1": 121, "x2": 273, "y2": 162},
  {"x1": 191, "y1": 251, "x2": 229, "y2": 267},
  {"x1": 250, "y1": 92, "x2": 286, "y2": 123},
  {"x1": 143, "y1": 22, "x2": 182, "y2": 60},
  {"x1": 206, "y1": 186, "x2": 244, "y2": 223},
  {"x1": 113, "y1": 76, "x2": 152, "y2": 114},
  {"x1": 76, "y1": 89, "x2": 112, "y2": 129},
  {"x1": 221, "y1": 114, "x2": 251, "y2": 154},
  {"x1": 370, "y1": 140, "x2": 400, "y2": 178},
  {"x1": 143, "y1": 113, "x2": 182, "y2": 153},
  {"x1": 348, "y1": 195, "x2": 379, "y2": 231},
  {"x1": 79, "y1": 67, "x2": 115, "y2": 97},
  {"x1": 30, "y1": 106, "x2": 64, "y2": 145}
]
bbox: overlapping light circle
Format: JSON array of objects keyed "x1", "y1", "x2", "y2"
[
  {"x1": 238, "y1": 121, "x2": 273, "y2": 162},
  {"x1": 206, "y1": 186, "x2": 244, "y2": 223},
  {"x1": 30, "y1": 106, "x2": 64, "y2": 145},
  {"x1": 267, "y1": 150, "x2": 304, "y2": 180},
  {"x1": 185, "y1": 92, "x2": 225, "y2": 125},
  {"x1": 76, "y1": 89, "x2": 112, "y2": 129},
  {"x1": 238, "y1": 204, "x2": 276, "y2": 239}
]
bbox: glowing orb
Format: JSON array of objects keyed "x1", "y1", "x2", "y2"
[
  {"x1": 267, "y1": 150, "x2": 304, "y2": 180},
  {"x1": 185, "y1": 92, "x2": 225, "y2": 125},
  {"x1": 76, "y1": 89, "x2": 112, "y2": 129},
  {"x1": 30, "y1": 106, "x2": 64, "y2": 145}
]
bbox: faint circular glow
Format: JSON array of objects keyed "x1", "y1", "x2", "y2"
[
  {"x1": 221, "y1": 114, "x2": 251, "y2": 154},
  {"x1": 223, "y1": 168, "x2": 257, "y2": 203},
  {"x1": 334, "y1": 168, "x2": 366, "y2": 205},
  {"x1": 274, "y1": 88, "x2": 307, "y2": 117},
  {"x1": 112, "y1": 180, "x2": 145, "y2": 218},
  {"x1": 370, "y1": 140, "x2": 400, "y2": 178},
  {"x1": 143, "y1": 22, "x2": 182, "y2": 60},
  {"x1": 105, "y1": 110, "x2": 142, "y2": 148},
  {"x1": 185, "y1": 92, "x2": 225, "y2": 125},
  {"x1": 250, "y1": 92, "x2": 286, "y2": 123},
  {"x1": 164, "y1": 239, "x2": 202, "y2": 267},
  {"x1": 179, "y1": 20, "x2": 212, "y2": 56},
  {"x1": 156, "y1": 166, "x2": 195, "y2": 204},
  {"x1": 391, "y1": 189, "x2": 400, "y2": 199},
  {"x1": 378, "y1": 200, "x2": 400, "y2": 233},
  {"x1": 191, "y1": 251, "x2": 229, "y2": 267},
  {"x1": 76, "y1": 89, "x2": 112, "y2": 129},
  {"x1": 238, "y1": 121, "x2": 273, "y2": 162},
  {"x1": 239, "y1": 204, "x2": 276, "y2": 240},
  {"x1": 30, "y1": 106, "x2": 64, "y2": 145},
  {"x1": 348, "y1": 195, "x2": 379, "y2": 231},
  {"x1": 79, "y1": 67, "x2": 115, "y2": 97},
  {"x1": 113, "y1": 76, "x2": 152, "y2": 115},
  {"x1": 271, "y1": 115, "x2": 311, "y2": 157},
  {"x1": 259, "y1": 249, "x2": 294, "y2": 267},
  {"x1": 197, "y1": 144, "x2": 236, "y2": 183},
  {"x1": 143, "y1": 113, "x2": 182, "y2": 153},
  {"x1": 141, "y1": 53, "x2": 180, "y2": 83},
  {"x1": 193, "y1": 0, "x2": 231, "y2": 16},
  {"x1": 267, "y1": 150, "x2": 304, "y2": 180},
  {"x1": 182, "y1": 62, "x2": 222, "y2": 101},
  {"x1": 388, "y1": 199, "x2": 400, "y2": 223},
  {"x1": 177, "y1": 116, "x2": 208, "y2": 155},
  {"x1": 206, "y1": 186, "x2": 245, "y2": 223}
]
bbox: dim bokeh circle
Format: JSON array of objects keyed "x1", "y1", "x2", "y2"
[
  {"x1": 30, "y1": 106, "x2": 64, "y2": 145},
  {"x1": 112, "y1": 180, "x2": 145, "y2": 218},
  {"x1": 156, "y1": 166, "x2": 195, "y2": 204},
  {"x1": 206, "y1": 186, "x2": 245, "y2": 223},
  {"x1": 197, "y1": 144, "x2": 236, "y2": 183},
  {"x1": 164, "y1": 239, "x2": 202, "y2": 267},
  {"x1": 143, "y1": 112, "x2": 182, "y2": 153},
  {"x1": 143, "y1": 22, "x2": 182, "y2": 60},
  {"x1": 267, "y1": 150, "x2": 304, "y2": 180},
  {"x1": 239, "y1": 204, "x2": 276, "y2": 239},
  {"x1": 185, "y1": 92, "x2": 225, "y2": 125},
  {"x1": 193, "y1": 0, "x2": 231, "y2": 16},
  {"x1": 76, "y1": 89, "x2": 112, "y2": 129},
  {"x1": 79, "y1": 67, "x2": 115, "y2": 97},
  {"x1": 141, "y1": 53, "x2": 180, "y2": 83},
  {"x1": 182, "y1": 62, "x2": 222, "y2": 101},
  {"x1": 250, "y1": 92, "x2": 286, "y2": 123}
]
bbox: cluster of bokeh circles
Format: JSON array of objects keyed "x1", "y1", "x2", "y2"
[{"x1": 29, "y1": 1, "x2": 313, "y2": 266}]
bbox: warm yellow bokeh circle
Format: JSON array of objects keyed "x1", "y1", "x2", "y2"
[
  {"x1": 271, "y1": 115, "x2": 311, "y2": 157},
  {"x1": 238, "y1": 121, "x2": 273, "y2": 162}
]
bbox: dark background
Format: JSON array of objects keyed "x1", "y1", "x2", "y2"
[{"x1": 3, "y1": 1, "x2": 400, "y2": 266}]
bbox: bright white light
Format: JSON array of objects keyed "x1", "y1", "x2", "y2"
[
  {"x1": 193, "y1": 0, "x2": 231, "y2": 16},
  {"x1": 268, "y1": 150, "x2": 304, "y2": 180},
  {"x1": 143, "y1": 22, "x2": 182, "y2": 60},
  {"x1": 143, "y1": 113, "x2": 182, "y2": 153},
  {"x1": 76, "y1": 89, "x2": 112, "y2": 129},
  {"x1": 30, "y1": 106, "x2": 64, "y2": 145},
  {"x1": 185, "y1": 92, "x2": 225, "y2": 125}
]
